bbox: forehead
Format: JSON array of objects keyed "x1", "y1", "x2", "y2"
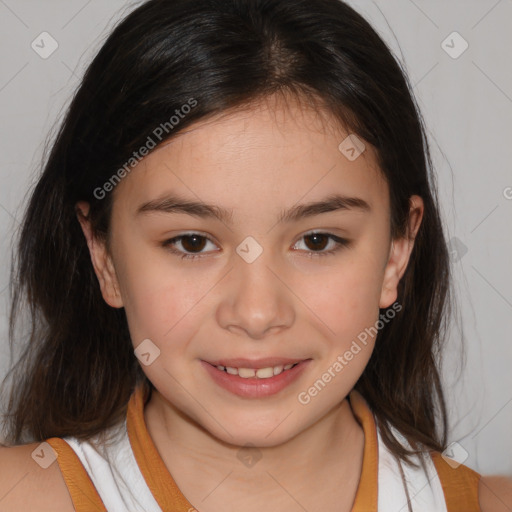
[{"x1": 112, "y1": 94, "x2": 388, "y2": 220}]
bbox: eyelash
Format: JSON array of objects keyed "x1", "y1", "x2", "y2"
[{"x1": 161, "y1": 232, "x2": 351, "y2": 261}]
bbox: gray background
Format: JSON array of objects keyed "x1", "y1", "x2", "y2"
[{"x1": 0, "y1": 0, "x2": 510, "y2": 476}]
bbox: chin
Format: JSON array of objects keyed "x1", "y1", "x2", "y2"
[{"x1": 204, "y1": 418, "x2": 299, "y2": 449}]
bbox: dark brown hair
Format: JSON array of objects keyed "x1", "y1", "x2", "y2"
[{"x1": 1, "y1": 0, "x2": 451, "y2": 467}]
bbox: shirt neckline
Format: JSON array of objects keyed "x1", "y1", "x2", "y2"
[{"x1": 126, "y1": 383, "x2": 378, "y2": 511}]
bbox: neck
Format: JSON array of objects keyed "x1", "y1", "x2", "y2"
[{"x1": 143, "y1": 388, "x2": 365, "y2": 510}]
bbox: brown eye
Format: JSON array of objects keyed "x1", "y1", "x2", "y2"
[
  {"x1": 303, "y1": 233, "x2": 330, "y2": 251},
  {"x1": 293, "y1": 232, "x2": 351, "y2": 258},
  {"x1": 162, "y1": 233, "x2": 218, "y2": 260},
  {"x1": 179, "y1": 234, "x2": 208, "y2": 253}
]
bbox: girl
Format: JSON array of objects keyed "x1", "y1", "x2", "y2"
[{"x1": 0, "y1": 0, "x2": 510, "y2": 510}]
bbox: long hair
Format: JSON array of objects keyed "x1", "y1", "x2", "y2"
[{"x1": 1, "y1": 0, "x2": 450, "y2": 466}]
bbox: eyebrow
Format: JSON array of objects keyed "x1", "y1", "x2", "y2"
[{"x1": 136, "y1": 192, "x2": 371, "y2": 224}]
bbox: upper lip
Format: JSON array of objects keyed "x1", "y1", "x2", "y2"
[{"x1": 204, "y1": 357, "x2": 310, "y2": 369}]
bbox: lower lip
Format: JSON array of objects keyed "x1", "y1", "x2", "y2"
[{"x1": 200, "y1": 360, "x2": 311, "y2": 398}]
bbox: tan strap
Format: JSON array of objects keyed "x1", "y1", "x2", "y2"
[
  {"x1": 46, "y1": 437, "x2": 106, "y2": 512},
  {"x1": 126, "y1": 384, "x2": 197, "y2": 511},
  {"x1": 348, "y1": 390, "x2": 379, "y2": 511},
  {"x1": 431, "y1": 451, "x2": 481, "y2": 511}
]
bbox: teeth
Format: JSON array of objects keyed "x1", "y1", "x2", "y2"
[
  {"x1": 216, "y1": 363, "x2": 298, "y2": 379},
  {"x1": 273, "y1": 365, "x2": 284, "y2": 376},
  {"x1": 238, "y1": 368, "x2": 256, "y2": 378},
  {"x1": 256, "y1": 367, "x2": 274, "y2": 378}
]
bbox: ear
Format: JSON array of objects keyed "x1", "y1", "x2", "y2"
[
  {"x1": 379, "y1": 195, "x2": 424, "y2": 308},
  {"x1": 75, "y1": 201, "x2": 124, "y2": 308}
]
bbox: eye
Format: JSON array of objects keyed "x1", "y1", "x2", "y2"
[
  {"x1": 161, "y1": 231, "x2": 351, "y2": 261},
  {"x1": 161, "y1": 233, "x2": 218, "y2": 261},
  {"x1": 292, "y1": 231, "x2": 351, "y2": 258}
]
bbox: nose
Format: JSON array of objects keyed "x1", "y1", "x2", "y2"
[{"x1": 216, "y1": 250, "x2": 295, "y2": 340}]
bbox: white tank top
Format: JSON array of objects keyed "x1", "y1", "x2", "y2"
[{"x1": 63, "y1": 416, "x2": 448, "y2": 512}]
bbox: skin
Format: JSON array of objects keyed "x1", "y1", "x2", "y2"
[{"x1": 76, "y1": 93, "x2": 424, "y2": 511}]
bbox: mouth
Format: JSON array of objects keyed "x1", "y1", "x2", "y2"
[{"x1": 200, "y1": 358, "x2": 311, "y2": 398}]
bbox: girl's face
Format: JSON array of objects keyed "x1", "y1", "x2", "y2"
[{"x1": 78, "y1": 94, "x2": 423, "y2": 447}]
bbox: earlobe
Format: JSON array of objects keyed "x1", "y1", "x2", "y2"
[
  {"x1": 379, "y1": 195, "x2": 424, "y2": 309},
  {"x1": 75, "y1": 201, "x2": 124, "y2": 308}
]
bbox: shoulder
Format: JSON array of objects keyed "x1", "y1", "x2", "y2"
[
  {"x1": 479, "y1": 475, "x2": 512, "y2": 512},
  {"x1": 0, "y1": 441, "x2": 75, "y2": 511}
]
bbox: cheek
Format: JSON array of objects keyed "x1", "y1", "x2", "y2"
[
  {"x1": 123, "y1": 278, "x2": 207, "y2": 346},
  {"x1": 115, "y1": 243, "x2": 209, "y2": 345},
  {"x1": 298, "y1": 255, "x2": 383, "y2": 339}
]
